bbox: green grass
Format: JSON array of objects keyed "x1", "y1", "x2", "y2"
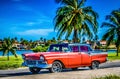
[
  {"x1": 93, "y1": 75, "x2": 120, "y2": 79},
  {"x1": 108, "y1": 53, "x2": 120, "y2": 61},
  {"x1": 0, "y1": 56, "x2": 23, "y2": 70},
  {"x1": 0, "y1": 52, "x2": 119, "y2": 70}
]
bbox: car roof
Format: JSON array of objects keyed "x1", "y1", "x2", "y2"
[
  {"x1": 69, "y1": 43, "x2": 90, "y2": 46},
  {"x1": 50, "y1": 43, "x2": 90, "y2": 47}
]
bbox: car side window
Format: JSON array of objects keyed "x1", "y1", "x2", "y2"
[
  {"x1": 80, "y1": 46, "x2": 88, "y2": 52},
  {"x1": 70, "y1": 46, "x2": 79, "y2": 52},
  {"x1": 62, "y1": 47, "x2": 69, "y2": 52},
  {"x1": 52, "y1": 47, "x2": 60, "y2": 51}
]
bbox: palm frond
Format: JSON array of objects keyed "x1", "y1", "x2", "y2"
[
  {"x1": 1, "y1": 37, "x2": 17, "y2": 59},
  {"x1": 101, "y1": 22, "x2": 116, "y2": 28},
  {"x1": 84, "y1": 14, "x2": 97, "y2": 33},
  {"x1": 102, "y1": 28, "x2": 115, "y2": 41},
  {"x1": 106, "y1": 35, "x2": 114, "y2": 46},
  {"x1": 2, "y1": 49, "x2": 8, "y2": 56},
  {"x1": 78, "y1": 0, "x2": 86, "y2": 8},
  {"x1": 54, "y1": 0, "x2": 98, "y2": 42},
  {"x1": 10, "y1": 49, "x2": 17, "y2": 58},
  {"x1": 106, "y1": 15, "x2": 119, "y2": 27},
  {"x1": 83, "y1": 6, "x2": 99, "y2": 18}
]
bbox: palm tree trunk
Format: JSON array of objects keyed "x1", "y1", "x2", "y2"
[
  {"x1": 73, "y1": 29, "x2": 78, "y2": 43},
  {"x1": 116, "y1": 47, "x2": 119, "y2": 56},
  {"x1": 7, "y1": 52, "x2": 9, "y2": 61}
]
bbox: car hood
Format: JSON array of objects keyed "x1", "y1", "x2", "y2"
[{"x1": 22, "y1": 52, "x2": 61, "y2": 60}]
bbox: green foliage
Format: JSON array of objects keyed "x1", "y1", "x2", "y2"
[
  {"x1": 99, "y1": 46, "x2": 116, "y2": 49},
  {"x1": 1, "y1": 37, "x2": 17, "y2": 60},
  {"x1": 54, "y1": 0, "x2": 98, "y2": 43},
  {"x1": 32, "y1": 46, "x2": 48, "y2": 52},
  {"x1": 0, "y1": 56, "x2": 23, "y2": 70},
  {"x1": 93, "y1": 75, "x2": 120, "y2": 79},
  {"x1": 101, "y1": 9, "x2": 120, "y2": 56}
]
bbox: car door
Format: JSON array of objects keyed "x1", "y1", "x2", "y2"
[
  {"x1": 68, "y1": 45, "x2": 81, "y2": 67},
  {"x1": 80, "y1": 45, "x2": 91, "y2": 65}
]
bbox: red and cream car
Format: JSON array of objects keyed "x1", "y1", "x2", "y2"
[{"x1": 22, "y1": 43, "x2": 108, "y2": 73}]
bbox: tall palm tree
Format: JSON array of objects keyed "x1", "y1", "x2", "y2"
[
  {"x1": 0, "y1": 38, "x2": 17, "y2": 60},
  {"x1": 101, "y1": 9, "x2": 120, "y2": 56},
  {"x1": 54, "y1": 0, "x2": 98, "y2": 43}
]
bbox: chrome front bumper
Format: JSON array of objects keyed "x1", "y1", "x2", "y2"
[{"x1": 22, "y1": 60, "x2": 52, "y2": 68}]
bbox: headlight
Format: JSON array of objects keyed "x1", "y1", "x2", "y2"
[{"x1": 40, "y1": 55, "x2": 45, "y2": 61}]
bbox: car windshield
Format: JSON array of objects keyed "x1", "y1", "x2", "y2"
[{"x1": 48, "y1": 44, "x2": 69, "y2": 52}]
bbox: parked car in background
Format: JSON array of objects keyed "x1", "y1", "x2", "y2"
[{"x1": 22, "y1": 43, "x2": 108, "y2": 73}]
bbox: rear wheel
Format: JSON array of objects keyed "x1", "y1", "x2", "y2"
[
  {"x1": 49, "y1": 61, "x2": 63, "y2": 73},
  {"x1": 29, "y1": 67, "x2": 41, "y2": 74},
  {"x1": 89, "y1": 61, "x2": 99, "y2": 69}
]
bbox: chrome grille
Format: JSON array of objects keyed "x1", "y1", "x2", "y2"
[
  {"x1": 26, "y1": 60, "x2": 36, "y2": 65},
  {"x1": 25, "y1": 60, "x2": 45, "y2": 65}
]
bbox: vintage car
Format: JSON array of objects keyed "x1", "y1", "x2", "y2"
[{"x1": 22, "y1": 43, "x2": 108, "y2": 73}]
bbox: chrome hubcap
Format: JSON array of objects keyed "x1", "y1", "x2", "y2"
[
  {"x1": 92, "y1": 62, "x2": 99, "y2": 69},
  {"x1": 52, "y1": 62, "x2": 62, "y2": 72}
]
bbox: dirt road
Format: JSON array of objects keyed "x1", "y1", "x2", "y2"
[{"x1": 0, "y1": 60, "x2": 120, "y2": 79}]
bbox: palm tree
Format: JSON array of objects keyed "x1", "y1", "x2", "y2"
[
  {"x1": 54, "y1": 0, "x2": 98, "y2": 43},
  {"x1": 0, "y1": 37, "x2": 17, "y2": 60},
  {"x1": 40, "y1": 37, "x2": 43, "y2": 43},
  {"x1": 101, "y1": 9, "x2": 120, "y2": 56}
]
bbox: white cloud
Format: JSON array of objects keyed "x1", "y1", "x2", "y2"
[
  {"x1": 26, "y1": 22, "x2": 36, "y2": 26},
  {"x1": 17, "y1": 29, "x2": 54, "y2": 36},
  {"x1": 12, "y1": 20, "x2": 50, "y2": 27}
]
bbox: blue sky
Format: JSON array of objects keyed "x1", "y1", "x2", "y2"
[{"x1": 0, "y1": 0, "x2": 120, "y2": 41}]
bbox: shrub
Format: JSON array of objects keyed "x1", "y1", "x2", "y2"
[
  {"x1": 93, "y1": 75, "x2": 120, "y2": 79},
  {"x1": 32, "y1": 46, "x2": 48, "y2": 52}
]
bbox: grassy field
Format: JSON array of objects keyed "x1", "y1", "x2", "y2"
[
  {"x1": 108, "y1": 53, "x2": 120, "y2": 61},
  {"x1": 0, "y1": 56, "x2": 23, "y2": 70},
  {"x1": 0, "y1": 52, "x2": 119, "y2": 70}
]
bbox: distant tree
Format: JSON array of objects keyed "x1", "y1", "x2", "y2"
[
  {"x1": 21, "y1": 39, "x2": 29, "y2": 45},
  {"x1": 20, "y1": 38, "x2": 24, "y2": 43},
  {"x1": 20, "y1": 38, "x2": 29, "y2": 49},
  {"x1": 14, "y1": 37, "x2": 17, "y2": 41},
  {"x1": 43, "y1": 38, "x2": 47, "y2": 43},
  {"x1": 40, "y1": 37, "x2": 43, "y2": 42},
  {"x1": 94, "y1": 35, "x2": 98, "y2": 41},
  {"x1": 0, "y1": 39, "x2": 2, "y2": 41},
  {"x1": 29, "y1": 40, "x2": 33, "y2": 43},
  {"x1": 0, "y1": 37, "x2": 17, "y2": 60},
  {"x1": 54, "y1": 0, "x2": 98, "y2": 43},
  {"x1": 51, "y1": 37, "x2": 56, "y2": 43},
  {"x1": 101, "y1": 9, "x2": 120, "y2": 56},
  {"x1": 82, "y1": 37, "x2": 86, "y2": 43},
  {"x1": 27, "y1": 40, "x2": 33, "y2": 49}
]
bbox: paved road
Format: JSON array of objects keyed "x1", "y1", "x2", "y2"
[{"x1": 0, "y1": 60, "x2": 120, "y2": 79}]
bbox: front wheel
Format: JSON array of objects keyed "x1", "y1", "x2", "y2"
[
  {"x1": 29, "y1": 67, "x2": 41, "y2": 74},
  {"x1": 89, "y1": 61, "x2": 99, "y2": 70},
  {"x1": 49, "y1": 61, "x2": 63, "y2": 73}
]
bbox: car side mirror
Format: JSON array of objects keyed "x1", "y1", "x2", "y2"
[{"x1": 88, "y1": 52, "x2": 91, "y2": 55}]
